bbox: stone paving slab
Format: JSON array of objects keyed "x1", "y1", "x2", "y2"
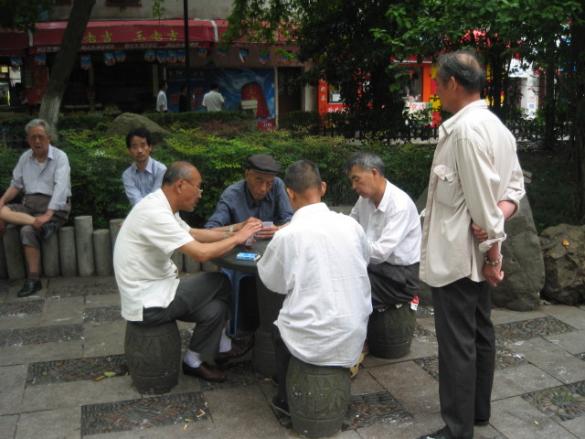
[
  {"x1": 82, "y1": 320, "x2": 125, "y2": 357},
  {"x1": 0, "y1": 300, "x2": 44, "y2": 319},
  {"x1": 85, "y1": 294, "x2": 120, "y2": 308},
  {"x1": 495, "y1": 316, "x2": 575, "y2": 342},
  {"x1": 0, "y1": 365, "x2": 27, "y2": 415},
  {"x1": 512, "y1": 337, "x2": 585, "y2": 384},
  {"x1": 562, "y1": 417, "x2": 585, "y2": 438},
  {"x1": 545, "y1": 330, "x2": 585, "y2": 355},
  {"x1": 47, "y1": 277, "x2": 118, "y2": 298},
  {"x1": 344, "y1": 391, "x2": 411, "y2": 430},
  {"x1": 490, "y1": 308, "x2": 548, "y2": 325},
  {"x1": 491, "y1": 396, "x2": 579, "y2": 439},
  {"x1": 541, "y1": 305, "x2": 585, "y2": 331},
  {"x1": 0, "y1": 323, "x2": 83, "y2": 347},
  {"x1": 0, "y1": 340, "x2": 83, "y2": 366},
  {"x1": 0, "y1": 415, "x2": 17, "y2": 439},
  {"x1": 492, "y1": 364, "x2": 564, "y2": 401},
  {"x1": 82, "y1": 306, "x2": 122, "y2": 323},
  {"x1": 523, "y1": 380, "x2": 585, "y2": 422},
  {"x1": 16, "y1": 407, "x2": 81, "y2": 439}
]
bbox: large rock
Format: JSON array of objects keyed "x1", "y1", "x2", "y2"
[
  {"x1": 416, "y1": 188, "x2": 544, "y2": 310},
  {"x1": 540, "y1": 224, "x2": 585, "y2": 305},
  {"x1": 489, "y1": 196, "x2": 543, "y2": 311},
  {"x1": 106, "y1": 113, "x2": 168, "y2": 142}
]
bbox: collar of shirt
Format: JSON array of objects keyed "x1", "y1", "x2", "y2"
[
  {"x1": 290, "y1": 202, "x2": 328, "y2": 223},
  {"x1": 440, "y1": 99, "x2": 487, "y2": 138},
  {"x1": 131, "y1": 157, "x2": 154, "y2": 175},
  {"x1": 364, "y1": 179, "x2": 392, "y2": 213},
  {"x1": 28, "y1": 144, "x2": 55, "y2": 162}
]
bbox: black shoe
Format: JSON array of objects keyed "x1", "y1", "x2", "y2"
[
  {"x1": 418, "y1": 427, "x2": 453, "y2": 439},
  {"x1": 271, "y1": 396, "x2": 290, "y2": 417},
  {"x1": 182, "y1": 362, "x2": 226, "y2": 382},
  {"x1": 41, "y1": 221, "x2": 59, "y2": 240},
  {"x1": 215, "y1": 336, "x2": 254, "y2": 365},
  {"x1": 475, "y1": 419, "x2": 489, "y2": 427},
  {"x1": 17, "y1": 279, "x2": 42, "y2": 297}
]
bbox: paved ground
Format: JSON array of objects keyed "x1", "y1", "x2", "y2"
[{"x1": 1, "y1": 276, "x2": 584, "y2": 439}]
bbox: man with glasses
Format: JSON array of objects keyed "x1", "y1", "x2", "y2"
[{"x1": 114, "y1": 161, "x2": 262, "y2": 382}]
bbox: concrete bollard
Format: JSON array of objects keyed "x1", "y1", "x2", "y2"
[
  {"x1": 41, "y1": 233, "x2": 60, "y2": 277},
  {"x1": 0, "y1": 235, "x2": 8, "y2": 279},
  {"x1": 93, "y1": 229, "x2": 113, "y2": 276},
  {"x1": 171, "y1": 251, "x2": 183, "y2": 273},
  {"x1": 59, "y1": 226, "x2": 77, "y2": 277},
  {"x1": 3, "y1": 225, "x2": 26, "y2": 280},
  {"x1": 109, "y1": 218, "x2": 124, "y2": 251},
  {"x1": 183, "y1": 254, "x2": 201, "y2": 273},
  {"x1": 75, "y1": 216, "x2": 95, "y2": 277}
]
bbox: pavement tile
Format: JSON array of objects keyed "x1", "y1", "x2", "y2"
[
  {"x1": 523, "y1": 380, "x2": 585, "y2": 422},
  {"x1": 197, "y1": 360, "x2": 259, "y2": 392},
  {"x1": 0, "y1": 414, "x2": 18, "y2": 439},
  {"x1": 561, "y1": 416, "x2": 585, "y2": 438},
  {"x1": 0, "y1": 323, "x2": 83, "y2": 348},
  {"x1": 0, "y1": 340, "x2": 83, "y2": 366},
  {"x1": 355, "y1": 412, "x2": 444, "y2": 439},
  {"x1": 47, "y1": 276, "x2": 118, "y2": 298},
  {"x1": 495, "y1": 316, "x2": 575, "y2": 342},
  {"x1": 85, "y1": 294, "x2": 120, "y2": 308},
  {"x1": 491, "y1": 396, "x2": 578, "y2": 439},
  {"x1": 203, "y1": 385, "x2": 285, "y2": 438},
  {"x1": 82, "y1": 320, "x2": 125, "y2": 357},
  {"x1": 20, "y1": 376, "x2": 141, "y2": 412},
  {"x1": 80, "y1": 391, "x2": 209, "y2": 436},
  {"x1": 544, "y1": 330, "x2": 585, "y2": 355},
  {"x1": 42, "y1": 296, "x2": 84, "y2": 326},
  {"x1": 492, "y1": 364, "x2": 564, "y2": 400},
  {"x1": 0, "y1": 365, "x2": 27, "y2": 415},
  {"x1": 344, "y1": 391, "x2": 411, "y2": 430},
  {"x1": 512, "y1": 337, "x2": 585, "y2": 384},
  {"x1": 0, "y1": 300, "x2": 44, "y2": 320},
  {"x1": 82, "y1": 306, "x2": 122, "y2": 323},
  {"x1": 26, "y1": 354, "x2": 128, "y2": 385},
  {"x1": 367, "y1": 361, "x2": 440, "y2": 415},
  {"x1": 16, "y1": 407, "x2": 80, "y2": 439},
  {"x1": 541, "y1": 305, "x2": 585, "y2": 330},
  {"x1": 415, "y1": 317, "x2": 437, "y2": 335},
  {"x1": 490, "y1": 308, "x2": 547, "y2": 325},
  {"x1": 350, "y1": 369, "x2": 386, "y2": 395}
]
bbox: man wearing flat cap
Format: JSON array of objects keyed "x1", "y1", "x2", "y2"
[
  {"x1": 205, "y1": 154, "x2": 293, "y2": 235},
  {"x1": 205, "y1": 154, "x2": 293, "y2": 338}
]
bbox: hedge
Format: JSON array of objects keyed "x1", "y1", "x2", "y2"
[{"x1": 0, "y1": 127, "x2": 434, "y2": 228}]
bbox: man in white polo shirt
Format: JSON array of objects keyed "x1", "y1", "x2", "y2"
[
  {"x1": 258, "y1": 160, "x2": 372, "y2": 415},
  {"x1": 114, "y1": 161, "x2": 261, "y2": 382}
]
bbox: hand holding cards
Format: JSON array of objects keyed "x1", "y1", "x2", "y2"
[{"x1": 255, "y1": 221, "x2": 276, "y2": 239}]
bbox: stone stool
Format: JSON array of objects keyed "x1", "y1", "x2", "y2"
[
  {"x1": 367, "y1": 304, "x2": 416, "y2": 359},
  {"x1": 124, "y1": 320, "x2": 181, "y2": 394},
  {"x1": 286, "y1": 356, "x2": 350, "y2": 438}
]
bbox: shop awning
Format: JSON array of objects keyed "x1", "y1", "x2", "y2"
[
  {"x1": 31, "y1": 19, "x2": 225, "y2": 53},
  {"x1": 0, "y1": 29, "x2": 29, "y2": 56}
]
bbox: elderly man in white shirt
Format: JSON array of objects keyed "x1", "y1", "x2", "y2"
[
  {"x1": 114, "y1": 161, "x2": 262, "y2": 383},
  {"x1": 417, "y1": 51, "x2": 525, "y2": 439},
  {"x1": 257, "y1": 160, "x2": 372, "y2": 416},
  {"x1": 346, "y1": 151, "x2": 421, "y2": 309}
]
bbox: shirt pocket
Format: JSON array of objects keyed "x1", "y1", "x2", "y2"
[{"x1": 433, "y1": 164, "x2": 462, "y2": 207}]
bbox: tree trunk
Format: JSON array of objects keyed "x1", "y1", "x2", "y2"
[{"x1": 39, "y1": 0, "x2": 96, "y2": 131}]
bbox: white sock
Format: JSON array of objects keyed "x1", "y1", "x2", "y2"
[
  {"x1": 219, "y1": 328, "x2": 232, "y2": 353},
  {"x1": 184, "y1": 350, "x2": 202, "y2": 368}
]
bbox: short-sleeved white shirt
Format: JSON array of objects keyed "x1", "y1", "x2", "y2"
[
  {"x1": 114, "y1": 189, "x2": 193, "y2": 321},
  {"x1": 257, "y1": 202, "x2": 372, "y2": 367}
]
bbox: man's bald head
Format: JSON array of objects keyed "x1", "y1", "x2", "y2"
[
  {"x1": 437, "y1": 50, "x2": 485, "y2": 93},
  {"x1": 163, "y1": 161, "x2": 197, "y2": 186}
]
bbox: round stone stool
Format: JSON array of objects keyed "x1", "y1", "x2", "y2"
[
  {"x1": 286, "y1": 356, "x2": 350, "y2": 438},
  {"x1": 367, "y1": 304, "x2": 415, "y2": 359},
  {"x1": 124, "y1": 320, "x2": 181, "y2": 394}
]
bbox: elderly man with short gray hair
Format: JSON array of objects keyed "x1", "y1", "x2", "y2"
[{"x1": 0, "y1": 119, "x2": 71, "y2": 297}]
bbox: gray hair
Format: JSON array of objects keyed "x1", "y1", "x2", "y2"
[
  {"x1": 436, "y1": 50, "x2": 485, "y2": 93},
  {"x1": 345, "y1": 152, "x2": 385, "y2": 176},
  {"x1": 163, "y1": 161, "x2": 196, "y2": 185},
  {"x1": 24, "y1": 118, "x2": 54, "y2": 139},
  {"x1": 284, "y1": 160, "x2": 322, "y2": 193}
]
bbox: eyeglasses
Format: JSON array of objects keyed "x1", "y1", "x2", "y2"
[{"x1": 183, "y1": 179, "x2": 203, "y2": 195}]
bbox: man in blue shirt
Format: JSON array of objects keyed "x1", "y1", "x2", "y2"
[
  {"x1": 205, "y1": 154, "x2": 293, "y2": 339},
  {"x1": 122, "y1": 128, "x2": 167, "y2": 206}
]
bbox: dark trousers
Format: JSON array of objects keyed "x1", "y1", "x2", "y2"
[
  {"x1": 432, "y1": 278, "x2": 495, "y2": 439},
  {"x1": 272, "y1": 325, "x2": 291, "y2": 403},
  {"x1": 368, "y1": 262, "x2": 420, "y2": 307},
  {"x1": 141, "y1": 272, "x2": 231, "y2": 359}
]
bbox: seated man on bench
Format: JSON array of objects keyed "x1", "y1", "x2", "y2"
[{"x1": 257, "y1": 160, "x2": 372, "y2": 414}]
